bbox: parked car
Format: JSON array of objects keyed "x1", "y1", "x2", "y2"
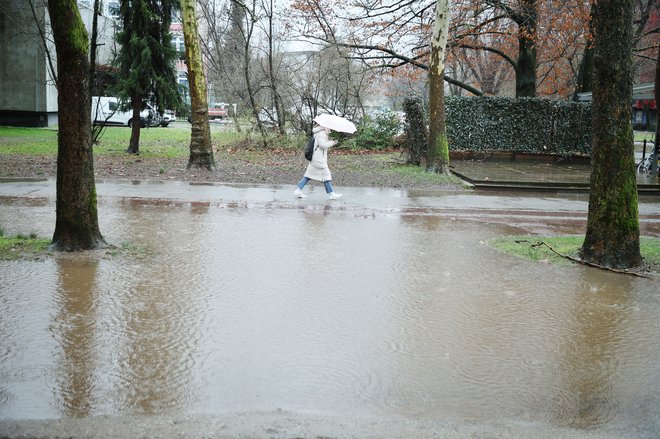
[
  {"x1": 160, "y1": 110, "x2": 176, "y2": 127},
  {"x1": 92, "y1": 96, "x2": 160, "y2": 128},
  {"x1": 208, "y1": 102, "x2": 228, "y2": 120}
]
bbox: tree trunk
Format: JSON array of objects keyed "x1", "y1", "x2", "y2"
[
  {"x1": 47, "y1": 1, "x2": 106, "y2": 251},
  {"x1": 654, "y1": 42, "x2": 659, "y2": 176},
  {"x1": 127, "y1": 98, "x2": 141, "y2": 154},
  {"x1": 580, "y1": 0, "x2": 641, "y2": 269},
  {"x1": 426, "y1": 0, "x2": 450, "y2": 175},
  {"x1": 574, "y1": 45, "x2": 595, "y2": 99},
  {"x1": 573, "y1": 0, "x2": 596, "y2": 100},
  {"x1": 246, "y1": 50, "x2": 269, "y2": 147},
  {"x1": 181, "y1": 0, "x2": 215, "y2": 170},
  {"x1": 267, "y1": 0, "x2": 286, "y2": 136},
  {"x1": 515, "y1": 0, "x2": 537, "y2": 98}
]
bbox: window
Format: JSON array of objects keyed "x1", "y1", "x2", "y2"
[
  {"x1": 107, "y1": 0, "x2": 120, "y2": 17},
  {"x1": 172, "y1": 35, "x2": 185, "y2": 53}
]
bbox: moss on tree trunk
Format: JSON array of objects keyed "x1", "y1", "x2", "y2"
[
  {"x1": 127, "y1": 97, "x2": 142, "y2": 154},
  {"x1": 426, "y1": 0, "x2": 450, "y2": 175},
  {"x1": 181, "y1": 0, "x2": 215, "y2": 170},
  {"x1": 580, "y1": 0, "x2": 641, "y2": 269},
  {"x1": 48, "y1": 1, "x2": 106, "y2": 251}
]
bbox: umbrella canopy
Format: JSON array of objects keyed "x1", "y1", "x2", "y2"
[{"x1": 313, "y1": 113, "x2": 357, "y2": 134}]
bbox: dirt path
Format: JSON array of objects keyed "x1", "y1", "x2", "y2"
[{"x1": 0, "y1": 149, "x2": 465, "y2": 192}]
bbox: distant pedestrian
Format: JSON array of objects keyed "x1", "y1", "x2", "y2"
[{"x1": 294, "y1": 124, "x2": 342, "y2": 200}]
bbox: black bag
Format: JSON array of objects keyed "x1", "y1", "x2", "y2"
[{"x1": 304, "y1": 135, "x2": 315, "y2": 161}]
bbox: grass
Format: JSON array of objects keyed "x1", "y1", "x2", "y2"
[
  {"x1": 489, "y1": 235, "x2": 660, "y2": 272},
  {"x1": 0, "y1": 126, "x2": 59, "y2": 154},
  {"x1": 0, "y1": 125, "x2": 246, "y2": 158},
  {"x1": 0, "y1": 233, "x2": 51, "y2": 260},
  {"x1": 0, "y1": 231, "x2": 150, "y2": 260},
  {"x1": 634, "y1": 131, "x2": 656, "y2": 142}
]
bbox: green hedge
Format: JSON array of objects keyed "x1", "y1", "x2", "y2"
[{"x1": 445, "y1": 96, "x2": 592, "y2": 156}]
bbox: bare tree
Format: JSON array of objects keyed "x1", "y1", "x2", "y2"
[
  {"x1": 262, "y1": 0, "x2": 286, "y2": 134},
  {"x1": 200, "y1": 0, "x2": 272, "y2": 144}
]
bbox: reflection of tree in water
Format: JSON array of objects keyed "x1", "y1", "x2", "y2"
[
  {"x1": 555, "y1": 274, "x2": 632, "y2": 428},
  {"x1": 190, "y1": 201, "x2": 210, "y2": 215},
  {"x1": 114, "y1": 208, "x2": 203, "y2": 414},
  {"x1": 51, "y1": 258, "x2": 100, "y2": 417}
]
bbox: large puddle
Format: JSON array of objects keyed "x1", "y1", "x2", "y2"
[{"x1": 1, "y1": 195, "x2": 659, "y2": 433}]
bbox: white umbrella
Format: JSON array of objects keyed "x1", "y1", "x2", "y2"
[{"x1": 313, "y1": 113, "x2": 357, "y2": 134}]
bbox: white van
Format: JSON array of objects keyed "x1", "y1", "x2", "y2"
[{"x1": 91, "y1": 96, "x2": 160, "y2": 128}]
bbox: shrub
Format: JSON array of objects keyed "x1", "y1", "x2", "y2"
[
  {"x1": 353, "y1": 110, "x2": 401, "y2": 150},
  {"x1": 401, "y1": 97, "x2": 428, "y2": 165},
  {"x1": 445, "y1": 96, "x2": 592, "y2": 156}
]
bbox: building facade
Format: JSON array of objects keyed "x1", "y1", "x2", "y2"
[{"x1": 0, "y1": 1, "x2": 118, "y2": 127}]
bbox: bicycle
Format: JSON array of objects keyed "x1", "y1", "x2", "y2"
[{"x1": 637, "y1": 138, "x2": 658, "y2": 176}]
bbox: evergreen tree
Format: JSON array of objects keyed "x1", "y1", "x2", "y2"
[{"x1": 114, "y1": 0, "x2": 180, "y2": 154}]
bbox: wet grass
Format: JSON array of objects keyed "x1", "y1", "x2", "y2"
[
  {"x1": 634, "y1": 131, "x2": 656, "y2": 142},
  {"x1": 490, "y1": 235, "x2": 660, "y2": 273},
  {"x1": 0, "y1": 126, "x2": 59, "y2": 154},
  {"x1": 0, "y1": 232, "x2": 51, "y2": 260},
  {"x1": 107, "y1": 241, "x2": 151, "y2": 258},
  {"x1": 0, "y1": 125, "x2": 245, "y2": 158},
  {"x1": 0, "y1": 232, "x2": 150, "y2": 260}
]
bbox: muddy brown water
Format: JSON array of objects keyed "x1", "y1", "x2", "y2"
[{"x1": 0, "y1": 190, "x2": 659, "y2": 435}]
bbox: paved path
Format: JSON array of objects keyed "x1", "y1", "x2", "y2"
[
  {"x1": 451, "y1": 158, "x2": 660, "y2": 193},
  {"x1": 2, "y1": 178, "x2": 659, "y2": 235}
]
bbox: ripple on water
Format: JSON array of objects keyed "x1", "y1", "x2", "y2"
[{"x1": 1, "y1": 207, "x2": 659, "y2": 431}]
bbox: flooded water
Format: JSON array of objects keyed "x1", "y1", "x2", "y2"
[{"x1": 1, "y1": 189, "x2": 659, "y2": 435}]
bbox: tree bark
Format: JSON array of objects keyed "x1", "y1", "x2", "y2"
[
  {"x1": 181, "y1": 0, "x2": 215, "y2": 170},
  {"x1": 231, "y1": 0, "x2": 269, "y2": 148},
  {"x1": 573, "y1": 0, "x2": 596, "y2": 100},
  {"x1": 47, "y1": 1, "x2": 106, "y2": 251},
  {"x1": 514, "y1": 0, "x2": 537, "y2": 98},
  {"x1": 267, "y1": 0, "x2": 285, "y2": 136},
  {"x1": 427, "y1": 0, "x2": 451, "y2": 175},
  {"x1": 127, "y1": 98, "x2": 141, "y2": 154},
  {"x1": 654, "y1": 42, "x2": 659, "y2": 176},
  {"x1": 580, "y1": 0, "x2": 641, "y2": 269}
]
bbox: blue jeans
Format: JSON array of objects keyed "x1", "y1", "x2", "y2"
[{"x1": 297, "y1": 177, "x2": 334, "y2": 194}]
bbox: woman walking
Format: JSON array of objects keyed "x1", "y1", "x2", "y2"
[{"x1": 294, "y1": 124, "x2": 342, "y2": 200}]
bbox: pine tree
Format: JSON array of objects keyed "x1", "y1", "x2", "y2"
[{"x1": 114, "y1": 0, "x2": 180, "y2": 154}]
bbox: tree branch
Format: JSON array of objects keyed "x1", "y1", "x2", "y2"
[
  {"x1": 515, "y1": 240, "x2": 649, "y2": 278},
  {"x1": 451, "y1": 41, "x2": 517, "y2": 70}
]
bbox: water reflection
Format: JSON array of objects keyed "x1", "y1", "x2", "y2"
[
  {"x1": 190, "y1": 201, "x2": 210, "y2": 215},
  {"x1": 109, "y1": 204, "x2": 202, "y2": 415},
  {"x1": 51, "y1": 259, "x2": 99, "y2": 417},
  {"x1": 0, "y1": 199, "x2": 658, "y2": 434},
  {"x1": 555, "y1": 273, "x2": 631, "y2": 428}
]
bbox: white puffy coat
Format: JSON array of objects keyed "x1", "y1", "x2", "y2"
[{"x1": 304, "y1": 126, "x2": 337, "y2": 182}]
